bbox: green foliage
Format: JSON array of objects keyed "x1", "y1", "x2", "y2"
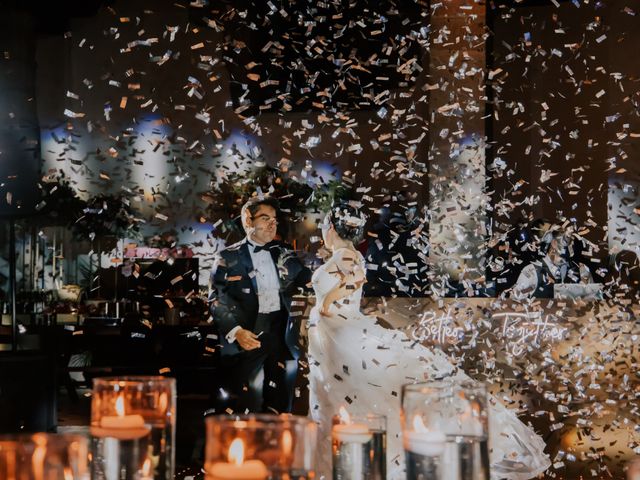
[
  {"x1": 205, "y1": 165, "x2": 352, "y2": 240},
  {"x1": 206, "y1": 165, "x2": 312, "y2": 238},
  {"x1": 36, "y1": 173, "x2": 87, "y2": 227},
  {"x1": 306, "y1": 179, "x2": 353, "y2": 213}
]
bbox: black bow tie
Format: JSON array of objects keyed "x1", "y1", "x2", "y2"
[{"x1": 252, "y1": 241, "x2": 276, "y2": 253}]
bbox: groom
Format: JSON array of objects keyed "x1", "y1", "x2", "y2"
[{"x1": 208, "y1": 197, "x2": 311, "y2": 413}]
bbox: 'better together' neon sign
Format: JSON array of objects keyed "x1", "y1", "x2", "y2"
[
  {"x1": 416, "y1": 308, "x2": 569, "y2": 356},
  {"x1": 493, "y1": 311, "x2": 569, "y2": 356}
]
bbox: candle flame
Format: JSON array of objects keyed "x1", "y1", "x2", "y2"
[
  {"x1": 412, "y1": 415, "x2": 428, "y2": 433},
  {"x1": 115, "y1": 394, "x2": 125, "y2": 417},
  {"x1": 228, "y1": 438, "x2": 245, "y2": 466},
  {"x1": 338, "y1": 406, "x2": 351, "y2": 424}
]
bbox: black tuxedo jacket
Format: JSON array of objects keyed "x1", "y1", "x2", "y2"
[{"x1": 208, "y1": 239, "x2": 311, "y2": 358}]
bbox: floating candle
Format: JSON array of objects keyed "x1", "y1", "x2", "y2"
[
  {"x1": 207, "y1": 438, "x2": 268, "y2": 480},
  {"x1": 90, "y1": 394, "x2": 150, "y2": 440},
  {"x1": 404, "y1": 430, "x2": 447, "y2": 457},
  {"x1": 403, "y1": 415, "x2": 446, "y2": 457},
  {"x1": 332, "y1": 407, "x2": 372, "y2": 444},
  {"x1": 332, "y1": 423, "x2": 373, "y2": 444}
]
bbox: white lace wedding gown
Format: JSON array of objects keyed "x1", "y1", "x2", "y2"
[{"x1": 307, "y1": 248, "x2": 550, "y2": 480}]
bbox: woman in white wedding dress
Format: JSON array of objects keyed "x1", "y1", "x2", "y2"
[{"x1": 307, "y1": 203, "x2": 550, "y2": 480}]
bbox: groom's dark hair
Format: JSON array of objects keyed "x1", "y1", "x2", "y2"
[{"x1": 241, "y1": 196, "x2": 280, "y2": 220}]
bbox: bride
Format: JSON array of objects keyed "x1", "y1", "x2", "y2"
[{"x1": 307, "y1": 202, "x2": 550, "y2": 480}]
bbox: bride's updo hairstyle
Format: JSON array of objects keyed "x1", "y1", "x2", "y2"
[{"x1": 328, "y1": 202, "x2": 368, "y2": 244}]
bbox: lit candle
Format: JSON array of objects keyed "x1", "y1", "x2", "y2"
[
  {"x1": 332, "y1": 407, "x2": 373, "y2": 479},
  {"x1": 90, "y1": 394, "x2": 150, "y2": 440},
  {"x1": 332, "y1": 423, "x2": 372, "y2": 444},
  {"x1": 207, "y1": 438, "x2": 268, "y2": 480},
  {"x1": 332, "y1": 406, "x2": 372, "y2": 444},
  {"x1": 404, "y1": 416, "x2": 446, "y2": 457}
]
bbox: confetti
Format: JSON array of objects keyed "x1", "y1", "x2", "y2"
[{"x1": 21, "y1": 1, "x2": 640, "y2": 477}]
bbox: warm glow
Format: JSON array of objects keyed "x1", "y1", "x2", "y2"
[
  {"x1": 31, "y1": 439, "x2": 46, "y2": 480},
  {"x1": 282, "y1": 430, "x2": 293, "y2": 456},
  {"x1": 228, "y1": 438, "x2": 245, "y2": 466},
  {"x1": 412, "y1": 415, "x2": 428, "y2": 433},
  {"x1": 115, "y1": 394, "x2": 126, "y2": 417},
  {"x1": 63, "y1": 467, "x2": 74, "y2": 480},
  {"x1": 561, "y1": 427, "x2": 579, "y2": 450},
  {"x1": 338, "y1": 406, "x2": 351, "y2": 424},
  {"x1": 159, "y1": 392, "x2": 168, "y2": 414}
]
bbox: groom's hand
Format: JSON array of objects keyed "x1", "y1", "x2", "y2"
[{"x1": 236, "y1": 328, "x2": 261, "y2": 351}]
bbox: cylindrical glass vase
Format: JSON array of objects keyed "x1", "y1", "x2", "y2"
[
  {"x1": 0, "y1": 433, "x2": 89, "y2": 479},
  {"x1": 401, "y1": 380, "x2": 489, "y2": 480},
  {"x1": 90, "y1": 376, "x2": 176, "y2": 480},
  {"x1": 331, "y1": 411, "x2": 387, "y2": 480},
  {"x1": 205, "y1": 414, "x2": 317, "y2": 480}
]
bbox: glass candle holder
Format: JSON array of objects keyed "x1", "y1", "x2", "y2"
[
  {"x1": 331, "y1": 408, "x2": 387, "y2": 480},
  {"x1": 401, "y1": 380, "x2": 489, "y2": 480},
  {"x1": 91, "y1": 376, "x2": 176, "y2": 480},
  {"x1": 205, "y1": 414, "x2": 317, "y2": 480},
  {"x1": 0, "y1": 433, "x2": 89, "y2": 479}
]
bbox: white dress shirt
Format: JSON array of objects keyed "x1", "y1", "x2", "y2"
[
  {"x1": 247, "y1": 238, "x2": 281, "y2": 313},
  {"x1": 226, "y1": 238, "x2": 281, "y2": 343}
]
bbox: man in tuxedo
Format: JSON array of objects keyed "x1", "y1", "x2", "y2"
[
  {"x1": 208, "y1": 197, "x2": 311, "y2": 413},
  {"x1": 512, "y1": 228, "x2": 592, "y2": 298}
]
